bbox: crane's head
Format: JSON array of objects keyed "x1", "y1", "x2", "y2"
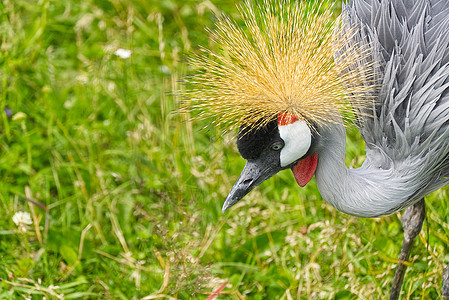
[
  {"x1": 223, "y1": 112, "x2": 318, "y2": 212},
  {"x1": 183, "y1": 0, "x2": 375, "y2": 212}
]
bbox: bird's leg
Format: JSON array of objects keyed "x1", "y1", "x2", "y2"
[
  {"x1": 443, "y1": 264, "x2": 449, "y2": 299},
  {"x1": 389, "y1": 199, "x2": 425, "y2": 300}
]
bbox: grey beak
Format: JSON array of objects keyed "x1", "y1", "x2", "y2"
[{"x1": 222, "y1": 158, "x2": 281, "y2": 212}]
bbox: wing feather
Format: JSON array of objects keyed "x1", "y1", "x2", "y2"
[{"x1": 342, "y1": 0, "x2": 449, "y2": 197}]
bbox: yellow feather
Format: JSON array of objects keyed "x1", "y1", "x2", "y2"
[{"x1": 183, "y1": 0, "x2": 377, "y2": 130}]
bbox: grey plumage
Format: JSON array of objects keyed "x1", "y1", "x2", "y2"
[{"x1": 323, "y1": 0, "x2": 449, "y2": 216}]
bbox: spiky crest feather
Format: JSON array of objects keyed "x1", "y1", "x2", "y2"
[{"x1": 184, "y1": 0, "x2": 376, "y2": 131}]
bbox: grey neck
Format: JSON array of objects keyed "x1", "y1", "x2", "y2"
[{"x1": 314, "y1": 123, "x2": 413, "y2": 218}]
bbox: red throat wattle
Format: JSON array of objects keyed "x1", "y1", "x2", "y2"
[{"x1": 292, "y1": 153, "x2": 318, "y2": 187}]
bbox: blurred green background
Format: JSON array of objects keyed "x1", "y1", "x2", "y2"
[{"x1": 1, "y1": 0, "x2": 449, "y2": 299}]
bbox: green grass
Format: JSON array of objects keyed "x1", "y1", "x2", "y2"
[{"x1": 1, "y1": 0, "x2": 449, "y2": 299}]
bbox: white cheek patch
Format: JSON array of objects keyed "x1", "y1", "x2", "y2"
[{"x1": 279, "y1": 121, "x2": 312, "y2": 167}]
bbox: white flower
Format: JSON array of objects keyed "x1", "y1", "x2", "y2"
[
  {"x1": 114, "y1": 48, "x2": 132, "y2": 59},
  {"x1": 12, "y1": 211, "x2": 32, "y2": 232}
]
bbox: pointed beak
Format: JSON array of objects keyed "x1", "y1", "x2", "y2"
[{"x1": 222, "y1": 159, "x2": 281, "y2": 213}]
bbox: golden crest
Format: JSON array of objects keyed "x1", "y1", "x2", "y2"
[{"x1": 184, "y1": 0, "x2": 376, "y2": 130}]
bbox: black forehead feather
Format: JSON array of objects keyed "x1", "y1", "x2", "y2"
[{"x1": 237, "y1": 120, "x2": 279, "y2": 160}]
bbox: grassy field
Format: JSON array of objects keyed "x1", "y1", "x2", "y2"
[{"x1": 1, "y1": 0, "x2": 449, "y2": 299}]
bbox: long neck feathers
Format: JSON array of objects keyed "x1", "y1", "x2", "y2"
[{"x1": 315, "y1": 123, "x2": 419, "y2": 218}]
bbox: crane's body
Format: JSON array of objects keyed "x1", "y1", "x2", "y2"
[
  {"x1": 319, "y1": 0, "x2": 449, "y2": 217},
  {"x1": 186, "y1": 0, "x2": 449, "y2": 298}
]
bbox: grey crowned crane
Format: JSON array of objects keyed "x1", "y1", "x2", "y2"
[{"x1": 185, "y1": 0, "x2": 449, "y2": 298}]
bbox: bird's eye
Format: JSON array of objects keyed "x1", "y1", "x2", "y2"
[{"x1": 271, "y1": 142, "x2": 284, "y2": 151}]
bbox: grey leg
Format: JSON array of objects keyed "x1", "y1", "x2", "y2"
[
  {"x1": 389, "y1": 199, "x2": 425, "y2": 300},
  {"x1": 443, "y1": 262, "x2": 449, "y2": 299}
]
